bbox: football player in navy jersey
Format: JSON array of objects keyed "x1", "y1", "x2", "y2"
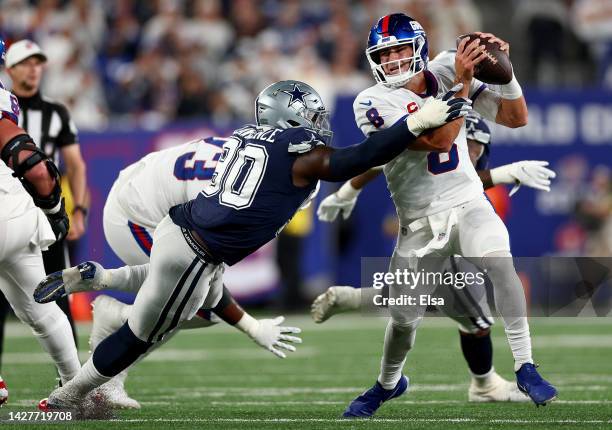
[{"x1": 36, "y1": 79, "x2": 472, "y2": 412}]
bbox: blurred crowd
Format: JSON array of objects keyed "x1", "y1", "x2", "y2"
[{"x1": 0, "y1": 0, "x2": 610, "y2": 131}]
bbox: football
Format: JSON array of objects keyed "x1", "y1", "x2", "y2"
[{"x1": 456, "y1": 33, "x2": 513, "y2": 85}]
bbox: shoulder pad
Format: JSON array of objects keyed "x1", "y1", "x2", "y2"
[{"x1": 281, "y1": 127, "x2": 326, "y2": 154}]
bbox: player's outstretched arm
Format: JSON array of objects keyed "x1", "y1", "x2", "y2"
[
  {"x1": 212, "y1": 287, "x2": 302, "y2": 359},
  {"x1": 479, "y1": 161, "x2": 556, "y2": 195},
  {"x1": 293, "y1": 90, "x2": 472, "y2": 186},
  {"x1": 0, "y1": 118, "x2": 69, "y2": 241}
]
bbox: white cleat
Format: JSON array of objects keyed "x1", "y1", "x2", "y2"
[
  {"x1": 39, "y1": 385, "x2": 81, "y2": 411},
  {"x1": 90, "y1": 296, "x2": 141, "y2": 410},
  {"x1": 97, "y1": 379, "x2": 140, "y2": 410},
  {"x1": 469, "y1": 372, "x2": 530, "y2": 402},
  {"x1": 311, "y1": 286, "x2": 361, "y2": 323},
  {"x1": 90, "y1": 295, "x2": 127, "y2": 351}
]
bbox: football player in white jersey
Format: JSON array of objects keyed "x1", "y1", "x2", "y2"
[
  {"x1": 331, "y1": 14, "x2": 557, "y2": 417},
  {"x1": 0, "y1": 38, "x2": 80, "y2": 405},
  {"x1": 36, "y1": 136, "x2": 307, "y2": 409},
  {"x1": 103, "y1": 136, "x2": 226, "y2": 265},
  {"x1": 314, "y1": 108, "x2": 555, "y2": 403}
]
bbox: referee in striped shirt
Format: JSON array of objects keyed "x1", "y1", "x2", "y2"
[{"x1": 0, "y1": 40, "x2": 88, "y2": 356}]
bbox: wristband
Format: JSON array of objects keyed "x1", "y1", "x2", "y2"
[
  {"x1": 235, "y1": 312, "x2": 258, "y2": 336},
  {"x1": 498, "y1": 73, "x2": 523, "y2": 100},
  {"x1": 73, "y1": 205, "x2": 89, "y2": 216},
  {"x1": 336, "y1": 181, "x2": 361, "y2": 200},
  {"x1": 490, "y1": 164, "x2": 515, "y2": 185}
]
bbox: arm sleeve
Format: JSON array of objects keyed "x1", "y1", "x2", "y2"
[{"x1": 326, "y1": 119, "x2": 416, "y2": 182}]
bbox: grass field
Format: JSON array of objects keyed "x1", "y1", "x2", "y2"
[{"x1": 0, "y1": 314, "x2": 611, "y2": 429}]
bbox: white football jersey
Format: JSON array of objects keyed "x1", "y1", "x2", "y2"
[
  {"x1": 114, "y1": 138, "x2": 225, "y2": 229},
  {"x1": 353, "y1": 52, "x2": 494, "y2": 221},
  {"x1": 0, "y1": 81, "x2": 36, "y2": 221}
]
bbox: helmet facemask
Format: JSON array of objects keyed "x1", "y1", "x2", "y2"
[
  {"x1": 300, "y1": 107, "x2": 333, "y2": 144},
  {"x1": 367, "y1": 36, "x2": 427, "y2": 88}
]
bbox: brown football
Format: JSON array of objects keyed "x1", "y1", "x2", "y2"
[{"x1": 456, "y1": 33, "x2": 512, "y2": 85}]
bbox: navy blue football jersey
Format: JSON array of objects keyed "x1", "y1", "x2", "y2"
[{"x1": 170, "y1": 124, "x2": 321, "y2": 265}]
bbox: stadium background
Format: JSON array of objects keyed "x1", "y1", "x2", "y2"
[{"x1": 1, "y1": 0, "x2": 611, "y2": 308}]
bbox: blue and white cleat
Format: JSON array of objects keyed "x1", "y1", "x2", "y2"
[
  {"x1": 343, "y1": 375, "x2": 408, "y2": 418},
  {"x1": 516, "y1": 363, "x2": 557, "y2": 407},
  {"x1": 34, "y1": 261, "x2": 107, "y2": 304}
]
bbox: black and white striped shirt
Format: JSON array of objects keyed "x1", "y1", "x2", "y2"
[{"x1": 16, "y1": 92, "x2": 78, "y2": 166}]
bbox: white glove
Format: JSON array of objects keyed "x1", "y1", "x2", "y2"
[
  {"x1": 406, "y1": 84, "x2": 472, "y2": 136},
  {"x1": 236, "y1": 314, "x2": 302, "y2": 358},
  {"x1": 317, "y1": 181, "x2": 361, "y2": 222},
  {"x1": 490, "y1": 160, "x2": 557, "y2": 196}
]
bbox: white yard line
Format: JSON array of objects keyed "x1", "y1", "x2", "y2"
[
  {"x1": 133, "y1": 384, "x2": 610, "y2": 400},
  {"x1": 3, "y1": 316, "x2": 612, "y2": 339},
  {"x1": 7, "y1": 398, "x2": 612, "y2": 408},
  {"x1": 109, "y1": 417, "x2": 612, "y2": 424},
  {"x1": 203, "y1": 399, "x2": 612, "y2": 406}
]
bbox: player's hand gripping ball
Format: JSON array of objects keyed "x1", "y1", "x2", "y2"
[{"x1": 456, "y1": 32, "x2": 513, "y2": 85}]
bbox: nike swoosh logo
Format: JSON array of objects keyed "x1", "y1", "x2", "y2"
[{"x1": 359, "y1": 100, "x2": 373, "y2": 106}]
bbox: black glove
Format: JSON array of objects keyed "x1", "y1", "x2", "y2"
[{"x1": 45, "y1": 198, "x2": 70, "y2": 243}]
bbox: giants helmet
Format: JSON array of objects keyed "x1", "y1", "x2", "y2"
[
  {"x1": 366, "y1": 13, "x2": 429, "y2": 88},
  {"x1": 255, "y1": 80, "x2": 333, "y2": 143}
]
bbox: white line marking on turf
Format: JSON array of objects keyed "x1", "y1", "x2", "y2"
[
  {"x1": 0, "y1": 347, "x2": 318, "y2": 364},
  {"x1": 110, "y1": 418, "x2": 612, "y2": 424},
  {"x1": 202, "y1": 400, "x2": 612, "y2": 406},
  {"x1": 137, "y1": 384, "x2": 610, "y2": 398}
]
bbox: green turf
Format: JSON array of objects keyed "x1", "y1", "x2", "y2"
[{"x1": 0, "y1": 315, "x2": 611, "y2": 429}]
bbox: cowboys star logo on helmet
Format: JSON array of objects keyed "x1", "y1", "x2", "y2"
[{"x1": 281, "y1": 84, "x2": 311, "y2": 107}]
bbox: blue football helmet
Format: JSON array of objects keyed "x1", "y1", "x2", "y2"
[{"x1": 366, "y1": 13, "x2": 429, "y2": 87}]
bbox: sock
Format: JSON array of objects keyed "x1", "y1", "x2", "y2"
[
  {"x1": 459, "y1": 330, "x2": 493, "y2": 376},
  {"x1": 105, "y1": 264, "x2": 149, "y2": 294},
  {"x1": 471, "y1": 367, "x2": 497, "y2": 389},
  {"x1": 106, "y1": 328, "x2": 180, "y2": 388},
  {"x1": 92, "y1": 322, "x2": 151, "y2": 378},
  {"x1": 506, "y1": 318, "x2": 533, "y2": 371},
  {"x1": 108, "y1": 370, "x2": 128, "y2": 387},
  {"x1": 479, "y1": 252, "x2": 533, "y2": 371},
  {"x1": 63, "y1": 358, "x2": 110, "y2": 397},
  {"x1": 377, "y1": 319, "x2": 419, "y2": 390}
]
